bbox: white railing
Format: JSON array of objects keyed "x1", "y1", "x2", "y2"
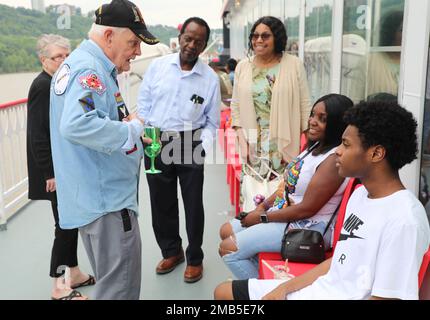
[{"x1": 0, "y1": 99, "x2": 29, "y2": 230}]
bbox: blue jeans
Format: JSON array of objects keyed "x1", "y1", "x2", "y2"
[{"x1": 222, "y1": 219, "x2": 330, "y2": 280}]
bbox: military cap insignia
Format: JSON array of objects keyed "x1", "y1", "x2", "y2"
[
  {"x1": 79, "y1": 94, "x2": 95, "y2": 113},
  {"x1": 78, "y1": 73, "x2": 106, "y2": 95},
  {"x1": 132, "y1": 6, "x2": 144, "y2": 23},
  {"x1": 54, "y1": 64, "x2": 70, "y2": 95}
]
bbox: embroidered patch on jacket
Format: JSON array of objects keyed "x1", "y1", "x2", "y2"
[
  {"x1": 54, "y1": 64, "x2": 71, "y2": 95},
  {"x1": 117, "y1": 103, "x2": 129, "y2": 121},
  {"x1": 78, "y1": 73, "x2": 106, "y2": 95},
  {"x1": 79, "y1": 94, "x2": 95, "y2": 113}
]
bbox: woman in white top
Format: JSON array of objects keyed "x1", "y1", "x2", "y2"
[{"x1": 218, "y1": 94, "x2": 354, "y2": 280}]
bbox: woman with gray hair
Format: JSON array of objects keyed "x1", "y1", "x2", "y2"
[{"x1": 27, "y1": 34, "x2": 94, "y2": 300}]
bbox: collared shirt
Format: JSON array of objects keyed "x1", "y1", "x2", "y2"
[
  {"x1": 137, "y1": 53, "x2": 220, "y2": 152},
  {"x1": 50, "y1": 39, "x2": 143, "y2": 229}
]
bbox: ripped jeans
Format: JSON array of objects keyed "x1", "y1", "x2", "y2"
[{"x1": 222, "y1": 219, "x2": 331, "y2": 280}]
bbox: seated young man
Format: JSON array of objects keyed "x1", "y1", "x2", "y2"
[{"x1": 214, "y1": 100, "x2": 430, "y2": 300}]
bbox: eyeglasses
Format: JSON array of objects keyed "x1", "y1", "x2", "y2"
[
  {"x1": 251, "y1": 33, "x2": 273, "y2": 41},
  {"x1": 49, "y1": 54, "x2": 69, "y2": 62}
]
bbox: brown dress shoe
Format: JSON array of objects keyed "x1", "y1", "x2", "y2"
[
  {"x1": 184, "y1": 264, "x2": 203, "y2": 283},
  {"x1": 156, "y1": 250, "x2": 185, "y2": 274}
]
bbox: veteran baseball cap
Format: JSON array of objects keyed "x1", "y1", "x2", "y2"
[{"x1": 94, "y1": 0, "x2": 159, "y2": 45}]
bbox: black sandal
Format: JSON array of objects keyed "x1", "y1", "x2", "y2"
[
  {"x1": 51, "y1": 289, "x2": 84, "y2": 300},
  {"x1": 71, "y1": 275, "x2": 96, "y2": 289}
]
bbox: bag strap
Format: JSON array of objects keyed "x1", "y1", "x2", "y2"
[
  {"x1": 283, "y1": 222, "x2": 291, "y2": 235},
  {"x1": 295, "y1": 141, "x2": 320, "y2": 163},
  {"x1": 243, "y1": 163, "x2": 264, "y2": 180},
  {"x1": 244, "y1": 159, "x2": 281, "y2": 182},
  {"x1": 282, "y1": 141, "x2": 320, "y2": 207},
  {"x1": 322, "y1": 201, "x2": 342, "y2": 236},
  {"x1": 261, "y1": 160, "x2": 281, "y2": 180},
  {"x1": 282, "y1": 200, "x2": 342, "y2": 236}
]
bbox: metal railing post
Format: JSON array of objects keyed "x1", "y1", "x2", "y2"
[
  {"x1": 0, "y1": 169, "x2": 6, "y2": 230},
  {"x1": 0, "y1": 99, "x2": 30, "y2": 230}
]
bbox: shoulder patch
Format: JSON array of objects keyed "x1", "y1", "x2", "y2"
[
  {"x1": 78, "y1": 73, "x2": 106, "y2": 95},
  {"x1": 54, "y1": 64, "x2": 71, "y2": 95},
  {"x1": 79, "y1": 94, "x2": 95, "y2": 113}
]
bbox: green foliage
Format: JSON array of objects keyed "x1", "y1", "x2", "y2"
[
  {"x1": 0, "y1": 35, "x2": 39, "y2": 73},
  {"x1": 147, "y1": 24, "x2": 180, "y2": 46},
  {"x1": 0, "y1": 4, "x2": 92, "y2": 73},
  {"x1": 305, "y1": 4, "x2": 333, "y2": 39},
  {"x1": 0, "y1": 4, "x2": 219, "y2": 74}
]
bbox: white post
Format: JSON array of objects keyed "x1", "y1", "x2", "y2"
[
  {"x1": 330, "y1": 0, "x2": 344, "y2": 94},
  {"x1": 298, "y1": 0, "x2": 306, "y2": 62},
  {"x1": 0, "y1": 169, "x2": 6, "y2": 230},
  {"x1": 399, "y1": 0, "x2": 430, "y2": 194}
]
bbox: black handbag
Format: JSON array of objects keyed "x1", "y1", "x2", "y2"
[{"x1": 280, "y1": 202, "x2": 340, "y2": 264}]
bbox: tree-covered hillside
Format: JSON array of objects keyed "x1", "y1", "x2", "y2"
[{"x1": 0, "y1": 4, "x2": 180, "y2": 74}]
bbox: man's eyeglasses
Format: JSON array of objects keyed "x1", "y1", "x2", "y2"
[
  {"x1": 251, "y1": 33, "x2": 273, "y2": 41},
  {"x1": 49, "y1": 54, "x2": 69, "y2": 62}
]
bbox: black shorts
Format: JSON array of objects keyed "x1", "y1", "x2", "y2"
[{"x1": 232, "y1": 280, "x2": 250, "y2": 300}]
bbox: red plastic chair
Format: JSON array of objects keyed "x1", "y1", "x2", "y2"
[
  {"x1": 300, "y1": 132, "x2": 308, "y2": 153},
  {"x1": 419, "y1": 247, "x2": 430, "y2": 300},
  {"x1": 234, "y1": 168, "x2": 242, "y2": 215},
  {"x1": 219, "y1": 109, "x2": 231, "y2": 152},
  {"x1": 224, "y1": 128, "x2": 242, "y2": 213},
  {"x1": 258, "y1": 178, "x2": 360, "y2": 279},
  {"x1": 225, "y1": 127, "x2": 237, "y2": 185},
  {"x1": 419, "y1": 246, "x2": 430, "y2": 286}
]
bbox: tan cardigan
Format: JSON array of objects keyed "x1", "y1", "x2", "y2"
[{"x1": 230, "y1": 53, "x2": 311, "y2": 162}]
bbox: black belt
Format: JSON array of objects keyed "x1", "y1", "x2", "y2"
[{"x1": 120, "y1": 208, "x2": 131, "y2": 232}]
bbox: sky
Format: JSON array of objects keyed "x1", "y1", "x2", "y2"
[{"x1": 0, "y1": 0, "x2": 224, "y2": 28}]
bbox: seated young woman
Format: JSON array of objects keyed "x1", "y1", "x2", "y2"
[{"x1": 218, "y1": 94, "x2": 354, "y2": 280}]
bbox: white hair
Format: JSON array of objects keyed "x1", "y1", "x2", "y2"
[
  {"x1": 88, "y1": 23, "x2": 129, "y2": 40},
  {"x1": 36, "y1": 34, "x2": 71, "y2": 58}
]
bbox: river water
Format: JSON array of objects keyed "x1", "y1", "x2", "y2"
[{"x1": 0, "y1": 72, "x2": 39, "y2": 104}]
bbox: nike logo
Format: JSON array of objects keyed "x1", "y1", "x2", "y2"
[
  {"x1": 339, "y1": 233, "x2": 364, "y2": 241},
  {"x1": 338, "y1": 213, "x2": 365, "y2": 242}
]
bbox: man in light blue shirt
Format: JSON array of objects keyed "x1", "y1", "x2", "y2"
[
  {"x1": 137, "y1": 17, "x2": 220, "y2": 283},
  {"x1": 50, "y1": 0, "x2": 158, "y2": 300}
]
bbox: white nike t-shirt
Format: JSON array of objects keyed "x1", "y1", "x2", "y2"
[{"x1": 249, "y1": 186, "x2": 430, "y2": 300}]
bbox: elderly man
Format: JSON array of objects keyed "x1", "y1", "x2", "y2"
[
  {"x1": 49, "y1": 0, "x2": 158, "y2": 300},
  {"x1": 27, "y1": 34, "x2": 94, "y2": 300},
  {"x1": 138, "y1": 17, "x2": 220, "y2": 283}
]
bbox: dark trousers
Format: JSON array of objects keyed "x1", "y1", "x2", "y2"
[
  {"x1": 144, "y1": 132, "x2": 205, "y2": 266},
  {"x1": 50, "y1": 201, "x2": 79, "y2": 277}
]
